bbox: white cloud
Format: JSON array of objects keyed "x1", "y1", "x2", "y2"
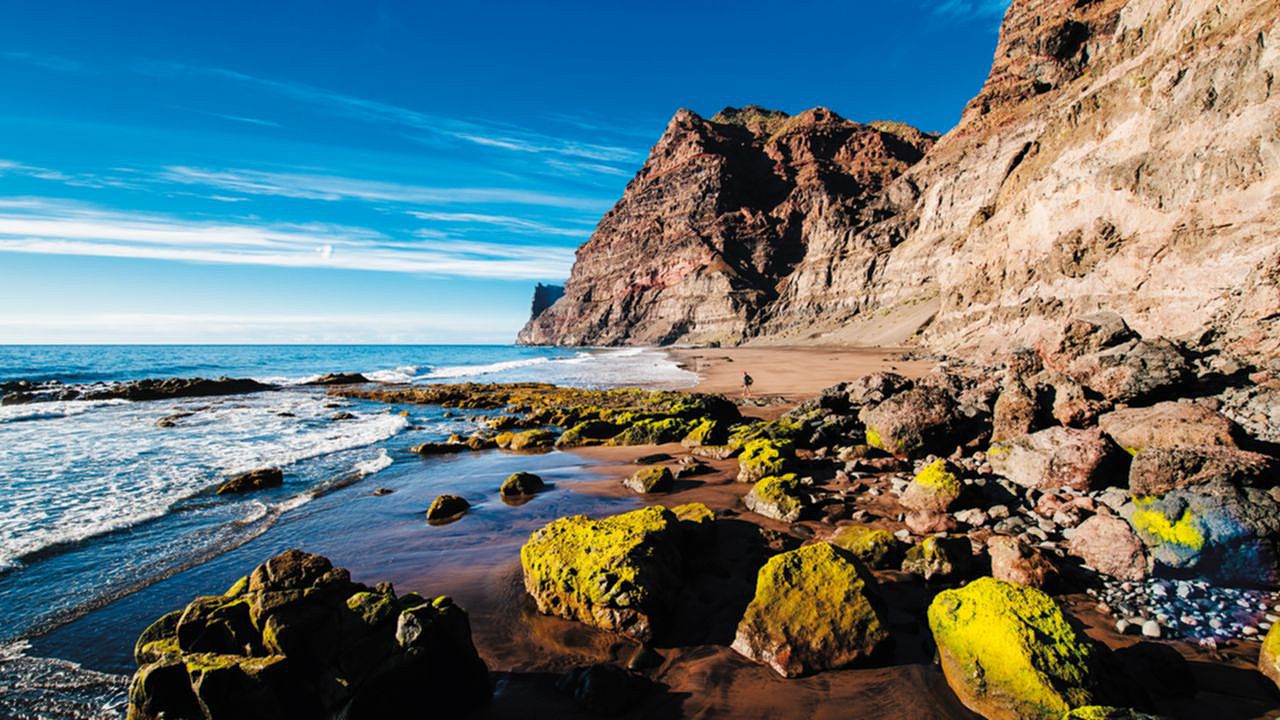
[
  {"x1": 159, "y1": 165, "x2": 610, "y2": 211},
  {"x1": 408, "y1": 210, "x2": 592, "y2": 238},
  {"x1": 0, "y1": 198, "x2": 575, "y2": 279}
]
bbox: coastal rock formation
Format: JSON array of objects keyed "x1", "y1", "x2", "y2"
[
  {"x1": 519, "y1": 0, "x2": 1280, "y2": 371},
  {"x1": 216, "y1": 468, "x2": 283, "y2": 495},
  {"x1": 517, "y1": 106, "x2": 935, "y2": 346},
  {"x1": 127, "y1": 550, "x2": 489, "y2": 720},
  {"x1": 731, "y1": 543, "x2": 889, "y2": 678},
  {"x1": 520, "y1": 506, "x2": 684, "y2": 641},
  {"x1": 527, "y1": 283, "x2": 564, "y2": 321},
  {"x1": 928, "y1": 577, "x2": 1106, "y2": 720},
  {"x1": 500, "y1": 472, "x2": 545, "y2": 497}
]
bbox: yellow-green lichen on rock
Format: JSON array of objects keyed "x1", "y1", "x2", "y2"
[
  {"x1": 731, "y1": 543, "x2": 889, "y2": 678},
  {"x1": 927, "y1": 577, "x2": 1104, "y2": 720},
  {"x1": 901, "y1": 459, "x2": 963, "y2": 513},
  {"x1": 520, "y1": 506, "x2": 684, "y2": 642},
  {"x1": 743, "y1": 473, "x2": 807, "y2": 522},
  {"x1": 623, "y1": 465, "x2": 674, "y2": 494},
  {"x1": 1062, "y1": 707, "x2": 1162, "y2": 720},
  {"x1": 737, "y1": 438, "x2": 795, "y2": 483},
  {"x1": 1129, "y1": 497, "x2": 1204, "y2": 551},
  {"x1": 1259, "y1": 620, "x2": 1280, "y2": 690},
  {"x1": 830, "y1": 525, "x2": 898, "y2": 568}
]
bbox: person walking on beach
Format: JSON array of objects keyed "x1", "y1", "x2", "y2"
[{"x1": 742, "y1": 371, "x2": 754, "y2": 399}]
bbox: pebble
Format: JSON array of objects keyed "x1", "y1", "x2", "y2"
[
  {"x1": 1093, "y1": 577, "x2": 1280, "y2": 642},
  {"x1": 1141, "y1": 620, "x2": 1162, "y2": 639}
]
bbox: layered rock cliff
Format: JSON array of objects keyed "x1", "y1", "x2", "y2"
[
  {"x1": 516, "y1": 107, "x2": 935, "y2": 345},
  {"x1": 521, "y1": 0, "x2": 1280, "y2": 368}
]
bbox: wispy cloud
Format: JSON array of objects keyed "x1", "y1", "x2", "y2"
[
  {"x1": 931, "y1": 0, "x2": 1012, "y2": 19},
  {"x1": 140, "y1": 63, "x2": 641, "y2": 169},
  {"x1": 159, "y1": 165, "x2": 611, "y2": 211},
  {"x1": 0, "y1": 198, "x2": 575, "y2": 279},
  {"x1": 408, "y1": 210, "x2": 592, "y2": 238},
  {"x1": 2, "y1": 51, "x2": 87, "y2": 74}
]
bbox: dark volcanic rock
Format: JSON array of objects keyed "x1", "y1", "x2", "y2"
[
  {"x1": 83, "y1": 377, "x2": 274, "y2": 402},
  {"x1": 127, "y1": 550, "x2": 490, "y2": 720},
  {"x1": 303, "y1": 373, "x2": 369, "y2": 386},
  {"x1": 216, "y1": 468, "x2": 283, "y2": 495}
]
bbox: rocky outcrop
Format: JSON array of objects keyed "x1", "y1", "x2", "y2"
[
  {"x1": 528, "y1": 283, "x2": 565, "y2": 321},
  {"x1": 126, "y1": 550, "x2": 490, "y2": 720},
  {"x1": 216, "y1": 468, "x2": 283, "y2": 495},
  {"x1": 517, "y1": 106, "x2": 935, "y2": 346},
  {"x1": 520, "y1": 0, "x2": 1280, "y2": 371}
]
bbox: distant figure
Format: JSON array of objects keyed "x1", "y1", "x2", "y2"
[{"x1": 742, "y1": 371, "x2": 754, "y2": 399}]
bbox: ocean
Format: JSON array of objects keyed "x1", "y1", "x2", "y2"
[{"x1": 0, "y1": 345, "x2": 696, "y2": 718}]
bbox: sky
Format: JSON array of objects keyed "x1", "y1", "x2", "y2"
[{"x1": 0, "y1": 0, "x2": 1011, "y2": 344}]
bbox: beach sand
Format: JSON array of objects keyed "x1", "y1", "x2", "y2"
[{"x1": 668, "y1": 346, "x2": 932, "y2": 401}]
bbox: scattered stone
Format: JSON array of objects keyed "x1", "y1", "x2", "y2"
[
  {"x1": 989, "y1": 427, "x2": 1125, "y2": 492},
  {"x1": 1141, "y1": 620, "x2": 1162, "y2": 639},
  {"x1": 330, "y1": 411, "x2": 356, "y2": 421},
  {"x1": 928, "y1": 577, "x2": 1105, "y2": 720},
  {"x1": 426, "y1": 495, "x2": 470, "y2": 523},
  {"x1": 731, "y1": 543, "x2": 889, "y2": 678},
  {"x1": 500, "y1": 472, "x2": 545, "y2": 498},
  {"x1": 901, "y1": 459, "x2": 963, "y2": 514},
  {"x1": 372, "y1": 488, "x2": 395, "y2": 496},
  {"x1": 1068, "y1": 515, "x2": 1149, "y2": 582},
  {"x1": 624, "y1": 466, "x2": 674, "y2": 494},
  {"x1": 988, "y1": 535, "x2": 1057, "y2": 589},
  {"x1": 828, "y1": 525, "x2": 899, "y2": 568},
  {"x1": 901, "y1": 536, "x2": 971, "y2": 582},
  {"x1": 216, "y1": 468, "x2": 283, "y2": 495}
]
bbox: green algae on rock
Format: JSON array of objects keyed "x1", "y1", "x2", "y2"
[
  {"x1": 901, "y1": 459, "x2": 963, "y2": 513},
  {"x1": 623, "y1": 465, "x2": 674, "y2": 494},
  {"x1": 506, "y1": 428, "x2": 557, "y2": 452},
  {"x1": 520, "y1": 506, "x2": 684, "y2": 642},
  {"x1": 901, "y1": 536, "x2": 972, "y2": 582},
  {"x1": 736, "y1": 438, "x2": 796, "y2": 483},
  {"x1": 127, "y1": 550, "x2": 489, "y2": 720},
  {"x1": 731, "y1": 543, "x2": 889, "y2": 678},
  {"x1": 829, "y1": 525, "x2": 899, "y2": 568},
  {"x1": 928, "y1": 577, "x2": 1104, "y2": 720},
  {"x1": 743, "y1": 473, "x2": 808, "y2": 522}
]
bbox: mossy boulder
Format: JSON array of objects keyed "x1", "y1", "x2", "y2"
[
  {"x1": 609, "y1": 417, "x2": 695, "y2": 446},
  {"x1": 743, "y1": 473, "x2": 808, "y2": 522},
  {"x1": 829, "y1": 525, "x2": 899, "y2": 568},
  {"x1": 426, "y1": 494, "x2": 470, "y2": 522},
  {"x1": 731, "y1": 543, "x2": 890, "y2": 678},
  {"x1": 1062, "y1": 708, "x2": 1163, "y2": 720},
  {"x1": 901, "y1": 536, "x2": 972, "y2": 582},
  {"x1": 901, "y1": 459, "x2": 963, "y2": 513},
  {"x1": 412, "y1": 442, "x2": 468, "y2": 456},
  {"x1": 1259, "y1": 621, "x2": 1280, "y2": 691},
  {"x1": 736, "y1": 438, "x2": 796, "y2": 483},
  {"x1": 520, "y1": 506, "x2": 684, "y2": 641},
  {"x1": 928, "y1": 577, "x2": 1105, "y2": 720},
  {"x1": 555, "y1": 420, "x2": 622, "y2": 448},
  {"x1": 500, "y1": 472, "x2": 545, "y2": 497},
  {"x1": 681, "y1": 418, "x2": 727, "y2": 447},
  {"x1": 127, "y1": 550, "x2": 490, "y2": 720},
  {"x1": 507, "y1": 428, "x2": 557, "y2": 452},
  {"x1": 623, "y1": 465, "x2": 674, "y2": 494}
]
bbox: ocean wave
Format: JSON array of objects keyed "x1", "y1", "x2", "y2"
[
  {"x1": 0, "y1": 399, "x2": 130, "y2": 424},
  {"x1": 419, "y1": 355, "x2": 560, "y2": 380},
  {"x1": 0, "y1": 641, "x2": 127, "y2": 719},
  {"x1": 365, "y1": 365, "x2": 424, "y2": 383}
]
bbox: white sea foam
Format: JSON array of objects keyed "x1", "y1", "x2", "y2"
[
  {"x1": 419, "y1": 355, "x2": 557, "y2": 379},
  {"x1": 0, "y1": 641, "x2": 127, "y2": 719},
  {"x1": 0, "y1": 391, "x2": 408, "y2": 570},
  {"x1": 365, "y1": 364, "x2": 423, "y2": 383}
]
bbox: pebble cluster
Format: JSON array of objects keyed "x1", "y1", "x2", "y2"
[{"x1": 1090, "y1": 578, "x2": 1280, "y2": 644}]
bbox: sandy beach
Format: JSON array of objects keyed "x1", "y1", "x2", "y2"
[{"x1": 668, "y1": 346, "x2": 932, "y2": 401}]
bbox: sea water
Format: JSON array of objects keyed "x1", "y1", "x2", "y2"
[{"x1": 0, "y1": 345, "x2": 696, "y2": 718}]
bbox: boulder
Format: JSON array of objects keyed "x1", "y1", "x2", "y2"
[
  {"x1": 302, "y1": 373, "x2": 368, "y2": 385},
  {"x1": 506, "y1": 429, "x2": 557, "y2": 452},
  {"x1": 1128, "y1": 487, "x2": 1280, "y2": 586},
  {"x1": 927, "y1": 577, "x2": 1106, "y2": 720},
  {"x1": 736, "y1": 438, "x2": 796, "y2": 483},
  {"x1": 127, "y1": 550, "x2": 489, "y2": 720},
  {"x1": 731, "y1": 543, "x2": 889, "y2": 678},
  {"x1": 671, "y1": 502, "x2": 716, "y2": 546},
  {"x1": 555, "y1": 420, "x2": 622, "y2": 448},
  {"x1": 83, "y1": 376, "x2": 275, "y2": 402},
  {"x1": 829, "y1": 525, "x2": 899, "y2": 568},
  {"x1": 1040, "y1": 315, "x2": 1192, "y2": 404},
  {"x1": 743, "y1": 474, "x2": 809, "y2": 522},
  {"x1": 1098, "y1": 402, "x2": 1241, "y2": 453},
  {"x1": 217, "y1": 468, "x2": 283, "y2": 495},
  {"x1": 610, "y1": 417, "x2": 695, "y2": 446},
  {"x1": 989, "y1": 427, "x2": 1125, "y2": 492},
  {"x1": 988, "y1": 536, "x2": 1057, "y2": 589},
  {"x1": 520, "y1": 506, "x2": 683, "y2": 641},
  {"x1": 859, "y1": 385, "x2": 964, "y2": 457},
  {"x1": 992, "y1": 378, "x2": 1046, "y2": 443},
  {"x1": 901, "y1": 536, "x2": 972, "y2": 582},
  {"x1": 1047, "y1": 375, "x2": 1111, "y2": 429},
  {"x1": 681, "y1": 418, "x2": 728, "y2": 447},
  {"x1": 1260, "y1": 622, "x2": 1280, "y2": 691},
  {"x1": 499, "y1": 472, "x2": 545, "y2": 497},
  {"x1": 1128, "y1": 447, "x2": 1279, "y2": 496},
  {"x1": 900, "y1": 459, "x2": 963, "y2": 514},
  {"x1": 426, "y1": 495, "x2": 469, "y2": 522},
  {"x1": 413, "y1": 442, "x2": 468, "y2": 456},
  {"x1": 623, "y1": 466, "x2": 674, "y2": 494},
  {"x1": 1068, "y1": 515, "x2": 1149, "y2": 582}
]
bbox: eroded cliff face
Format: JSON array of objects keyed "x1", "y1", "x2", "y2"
[
  {"x1": 516, "y1": 107, "x2": 934, "y2": 346},
  {"x1": 522, "y1": 0, "x2": 1280, "y2": 368}
]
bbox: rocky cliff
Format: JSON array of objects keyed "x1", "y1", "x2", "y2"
[
  {"x1": 521, "y1": 0, "x2": 1280, "y2": 369},
  {"x1": 516, "y1": 107, "x2": 935, "y2": 346}
]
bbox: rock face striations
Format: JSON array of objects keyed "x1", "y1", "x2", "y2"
[
  {"x1": 520, "y1": 0, "x2": 1280, "y2": 369},
  {"x1": 517, "y1": 106, "x2": 935, "y2": 346}
]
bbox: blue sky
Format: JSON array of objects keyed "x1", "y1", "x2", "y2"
[{"x1": 0, "y1": 0, "x2": 1010, "y2": 343}]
